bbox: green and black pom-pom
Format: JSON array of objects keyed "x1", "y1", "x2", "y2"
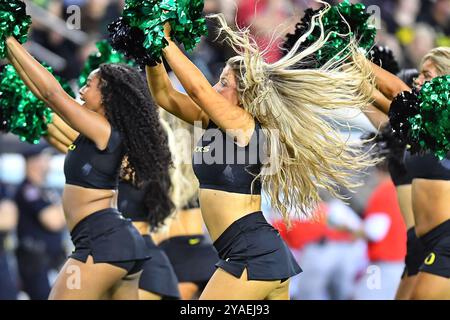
[
  {"x1": 108, "y1": 0, "x2": 208, "y2": 66},
  {"x1": 389, "y1": 76, "x2": 450, "y2": 159},
  {"x1": 78, "y1": 40, "x2": 136, "y2": 87},
  {"x1": 282, "y1": 0, "x2": 376, "y2": 68}
]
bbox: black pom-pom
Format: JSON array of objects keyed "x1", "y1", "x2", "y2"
[
  {"x1": 375, "y1": 123, "x2": 407, "y2": 159},
  {"x1": 388, "y1": 90, "x2": 421, "y2": 153},
  {"x1": 0, "y1": 64, "x2": 10, "y2": 132},
  {"x1": 0, "y1": 99, "x2": 8, "y2": 132},
  {"x1": 108, "y1": 17, "x2": 158, "y2": 67},
  {"x1": 369, "y1": 45, "x2": 400, "y2": 74}
]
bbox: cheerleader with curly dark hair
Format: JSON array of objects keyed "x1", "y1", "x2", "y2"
[{"x1": 5, "y1": 36, "x2": 173, "y2": 299}]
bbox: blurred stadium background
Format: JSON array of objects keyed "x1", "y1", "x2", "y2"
[{"x1": 0, "y1": 0, "x2": 448, "y2": 300}]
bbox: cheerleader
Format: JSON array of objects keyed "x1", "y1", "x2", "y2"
[
  {"x1": 117, "y1": 166, "x2": 179, "y2": 300},
  {"x1": 5, "y1": 36, "x2": 172, "y2": 299},
  {"x1": 369, "y1": 47, "x2": 450, "y2": 299},
  {"x1": 154, "y1": 112, "x2": 219, "y2": 300},
  {"x1": 145, "y1": 11, "x2": 376, "y2": 299}
]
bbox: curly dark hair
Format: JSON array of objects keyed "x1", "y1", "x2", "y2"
[{"x1": 98, "y1": 63, "x2": 174, "y2": 231}]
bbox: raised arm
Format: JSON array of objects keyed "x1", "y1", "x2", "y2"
[
  {"x1": 371, "y1": 62, "x2": 411, "y2": 101},
  {"x1": 51, "y1": 113, "x2": 79, "y2": 142},
  {"x1": 46, "y1": 123, "x2": 73, "y2": 149},
  {"x1": 371, "y1": 87, "x2": 393, "y2": 115},
  {"x1": 6, "y1": 37, "x2": 110, "y2": 150},
  {"x1": 45, "y1": 134, "x2": 70, "y2": 154},
  {"x1": 146, "y1": 63, "x2": 209, "y2": 127},
  {"x1": 45, "y1": 114, "x2": 79, "y2": 154},
  {"x1": 362, "y1": 104, "x2": 389, "y2": 130},
  {"x1": 8, "y1": 48, "x2": 78, "y2": 152},
  {"x1": 160, "y1": 25, "x2": 254, "y2": 145}
]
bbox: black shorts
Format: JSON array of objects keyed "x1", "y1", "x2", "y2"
[
  {"x1": 139, "y1": 235, "x2": 180, "y2": 299},
  {"x1": 69, "y1": 208, "x2": 150, "y2": 275},
  {"x1": 419, "y1": 219, "x2": 450, "y2": 278},
  {"x1": 159, "y1": 234, "x2": 218, "y2": 289},
  {"x1": 402, "y1": 227, "x2": 428, "y2": 278},
  {"x1": 213, "y1": 211, "x2": 302, "y2": 281}
]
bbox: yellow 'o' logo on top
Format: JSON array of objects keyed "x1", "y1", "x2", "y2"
[
  {"x1": 424, "y1": 252, "x2": 436, "y2": 266},
  {"x1": 68, "y1": 144, "x2": 76, "y2": 151}
]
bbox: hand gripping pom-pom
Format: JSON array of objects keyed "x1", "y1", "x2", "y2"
[{"x1": 0, "y1": 0, "x2": 31, "y2": 58}]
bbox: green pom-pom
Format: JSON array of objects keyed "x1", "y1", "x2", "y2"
[
  {"x1": 408, "y1": 75, "x2": 450, "y2": 160},
  {"x1": 0, "y1": 64, "x2": 74, "y2": 144},
  {"x1": 78, "y1": 40, "x2": 136, "y2": 88},
  {"x1": 121, "y1": 0, "x2": 207, "y2": 60},
  {"x1": 0, "y1": 0, "x2": 31, "y2": 58},
  {"x1": 172, "y1": 0, "x2": 208, "y2": 52},
  {"x1": 0, "y1": 65, "x2": 52, "y2": 144},
  {"x1": 317, "y1": 0, "x2": 376, "y2": 65},
  {"x1": 289, "y1": 0, "x2": 376, "y2": 68}
]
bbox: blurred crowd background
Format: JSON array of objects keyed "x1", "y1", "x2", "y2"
[{"x1": 0, "y1": 0, "x2": 449, "y2": 300}]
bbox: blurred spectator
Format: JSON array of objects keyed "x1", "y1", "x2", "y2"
[
  {"x1": 337, "y1": 163, "x2": 407, "y2": 300},
  {"x1": 418, "y1": 0, "x2": 450, "y2": 37},
  {"x1": 0, "y1": 182, "x2": 19, "y2": 300},
  {"x1": 14, "y1": 145, "x2": 66, "y2": 300},
  {"x1": 67, "y1": 0, "x2": 122, "y2": 37},
  {"x1": 403, "y1": 23, "x2": 437, "y2": 68},
  {"x1": 363, "y1": 0, "x2": 449, "y2": 69},
  {"x1": 1, "y1": 0, "x2": 448, "y2": 301},
  {"x1": 389, "y1": 0, "x2": 421, "y2": 34},
  {"x1": 291, "y1": 202, "x2": 365, "y2": 300},
  {"x1": 265, "y1": 197, "x2": 366, "y2": 300},
  {"x1": 190, "y1": 0, "x2": 236, "y2": 82},
  {"x1": 30, "y1": 0, "x2": 81, "y2": 79},
  {"x1": 24, "y1": 0, "x2": 449, "y2": 81},
  {"x1": 236, "y1": 0, "x2": 296, "y2": 62}
]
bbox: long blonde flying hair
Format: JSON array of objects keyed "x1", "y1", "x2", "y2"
[
  {"x1": 159, "y1": 109, "x2": 199, "y2": 210},
  {"x1": 209, "y1": 3, "x2": 377, "y2": 222}
]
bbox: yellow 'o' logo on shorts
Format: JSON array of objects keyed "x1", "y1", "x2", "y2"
[
  {"x1": 188, "y1": 238, "x2": 200, "y2": 246},
  {"x1": 424, "y1": 252, "x2": 436, "y2": 265},
  {"x1": 68, "y1": 144, "x2": 76, "y2": 151}
]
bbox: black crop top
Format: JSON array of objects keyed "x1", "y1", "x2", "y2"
[
  {"x1": 118, "y1": 180, "x2": 147, "y2": 222},
  {"x1": 64, "y1": 129, "x2": 124, "y2": 189},
  {"x1": 192, "y1": 120, "x2": 265, "y2": 195},
  {"x1": 404, "y1": 151, "x2": 450, "y2": 181}
]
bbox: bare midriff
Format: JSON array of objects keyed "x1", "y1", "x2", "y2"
[
  {"x1": 62, "y1": 184, "x2": 117, "y2": 232},
  {"x1": 198, "y1": 188, "x2": 261, "y2": 242},
  {"x1": 396, "y1": 185, "x2": 415, "y2": 230},
  {"x1": 167, "y1": 208, "x2": 205, "y2": 237},
  {"x1": 132, "y1": 221, "x2": 150, "y2": 236},
  {"x1": 412, "y1": 179, "x2": 450, "y2": 237}
]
